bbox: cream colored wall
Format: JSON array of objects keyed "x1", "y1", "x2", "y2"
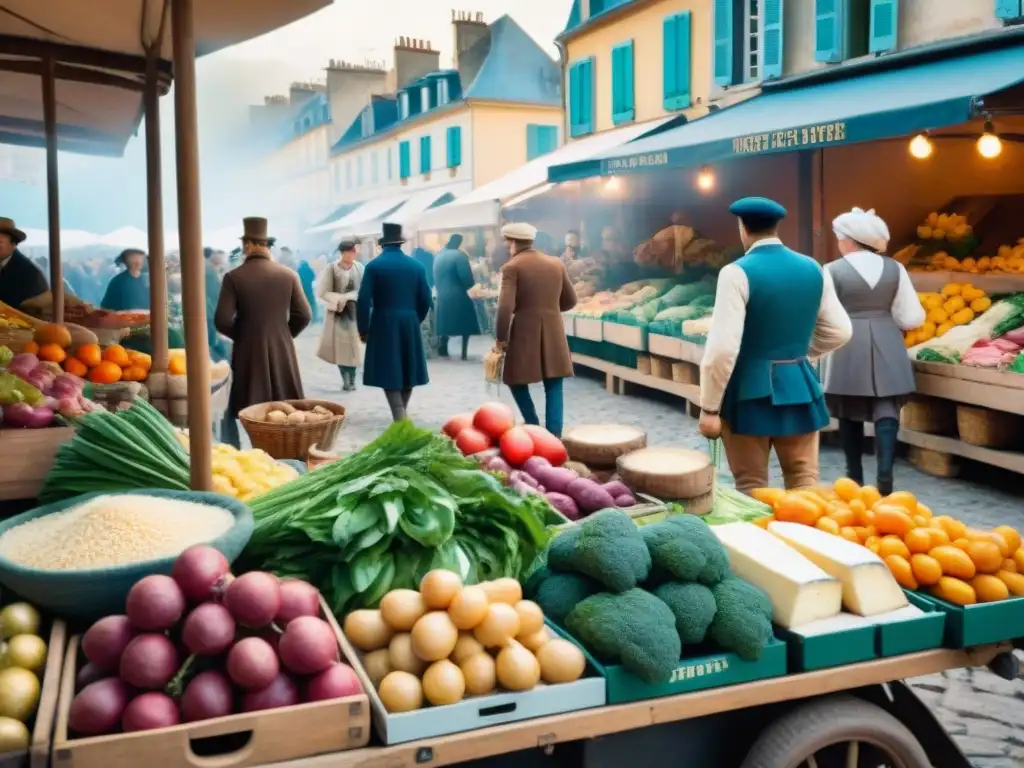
[
  {"x1": 469, "y1": 102, "x2": 564, "y2": 186},
  {"x1": 564, "y1": 0, "x2": 713, "y2": 136}
]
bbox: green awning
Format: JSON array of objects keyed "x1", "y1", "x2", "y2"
[{"x1": 548, "y1": 41, "x2": 1024, "y2": 182}]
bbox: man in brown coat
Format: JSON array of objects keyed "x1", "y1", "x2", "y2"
[
  {"x1": 215, "y1": 217, "x2": 312, "y2": 447},
  {"x1": 495, "y1": 222, "x2": 577, "y2": 437}
]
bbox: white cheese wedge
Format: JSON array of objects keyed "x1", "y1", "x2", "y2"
[
  {"x1": 768, "y1": 521, "x2": 909, "y2": 617},
  {"x1": 867, "y1": 604, "x2": 925, "y2": 625},
  {"x1": 789, "y1": 612, "x2": 875, "y2": 637},
  {"x1": 713, "y1": 522, "x2": 842, "y2": 629}
]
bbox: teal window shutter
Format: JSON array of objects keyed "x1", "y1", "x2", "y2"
[
  {"x1": 996, "y1": 1, "x2": 1023, "y2": 19},
  {"x1": 526, "y1": 125, "x2": 558, "y2": 160},
  {"x1": 569, "y1": 58, "x2": 594, "y2": 137},
  {"x1": 815, "y1": 0, "x2": 844, "y2": 62},
  {"x1": 527, "y1": 125, "x2": 540, "y2": 160},
  {"x1": 868, "y1": 0, "x2": 898, "y2": 53},
  {"x1": 419, "y1": 136, "x2": 431, "y2": 174},
  {"x1": 446, "y1": 126, "x2": 462, "y2": 168},
  {"x1": 762, "y1": 0, "x2": 784, "y2": 79},
  {"x1": 713, "y1": 1, "x2": 733, "y2": 86},
  {"x1": 399, "y1": 141, "x2": 410, "y2": 179},
  {"x1": 612, "y1": 41, "x2": 635, "y2": 124},
  {"x1": 663, "y1": 12, "x2": 691, "y2": 110}
]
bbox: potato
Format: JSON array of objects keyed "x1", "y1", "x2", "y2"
[
  {"x1": 312, "y1": 405, "x2": 333, "y2": 416},
  {"x1": 266, "y1": 401, "x2": 296, "y2": 415},
  {"x1": 286, "y1": 410, "x2": 307, "y2": 425},
  {"x1": 266, "y1": 410, "x2": 288, "y2": 424}
]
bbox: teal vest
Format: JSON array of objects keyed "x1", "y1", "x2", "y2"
[{"x1": 721, "y1": 243, "x2": 830, "y2": 437}]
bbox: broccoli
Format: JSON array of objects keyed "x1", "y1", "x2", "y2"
[
  {"x1": 708, "y1": 577, "x2": 774, "y2": 661},
  {"x1": 530, "y1": 570, "x2": 602, "y2": 625},
  {"x1": 660, "y1": 514, "x2": 731, "y2": 586},
  {"x1": 546, "y1": 510, "x2": 651, "y2": 592},
  {"x1": 653, "y1": 581, "x2": 717, "y2": 645},
  {"x1": 641, "y1": 519, "x2": 707, "y2": 582},
  {"x1": 565, "y1": 589, "x2": 681, "y2": 684}
]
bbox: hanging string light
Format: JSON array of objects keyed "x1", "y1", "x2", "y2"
[
  {"x1": 696, "y1": 167, "x2": 715, "y2": 191},
  {"x1": 977, "y1": 121, "x2": 1002, "y2": 159},
  {"x1": 908, "y1": 133, "x2": 933, "y2": 160}
]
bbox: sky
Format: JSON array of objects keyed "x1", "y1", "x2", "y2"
[{"x1": 1, "y1": 0, "x2": 573, "y2": 237}]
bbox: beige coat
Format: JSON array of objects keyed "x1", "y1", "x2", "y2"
[{"x1": 316, "y1": 260, "x2": 364, "y2": 367}]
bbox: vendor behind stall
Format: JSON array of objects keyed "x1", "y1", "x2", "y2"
[
  {"x1": 0, "y1": 218, "x2": 47, "y2": 308},
  {"x1": 101, "y1": 249, "x2": 150, "y2": 311}
]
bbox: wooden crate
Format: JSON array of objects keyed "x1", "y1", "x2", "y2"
[
  {"x1": 650, "y1": 357, "x2": 673, "y2": 380},
  {"x1": 900, "y1": 397, "x2": 956, "y2": 435},
  {"x1": 908, "y1": 446, "x2": 960, "y2": 478},
  {"x1": 0, "y1": 427, "x2": 74, "y2": 501},
  {"x1": 636, "y1": 355, "x2": 651, "y2": 375},
  {"x1": 52, "y1": 607, "x2": 370, "y2": 768},
  {"x1": 957, "y1": 405, "x2": 1022, "y2": 449},
  {"x1": 671, "y1": 361, "x2": 699, "y2": 386}
]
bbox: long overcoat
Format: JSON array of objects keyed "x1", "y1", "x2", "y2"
[
  {"x1": 357, "y1": 246, "x2": 432, "y2": 390},
  {"x1": 214, "y1": 252, "x2": 312, "y2": 417},
  {"x1": 316, "y1": 260, "x2": 364, "y2": 368},
  {"x1": 433, "y1": 247, "x2": 480, "y2": 338},
  {"x1": 495, "y1": 249, "x2": 577, "y2": 386}
]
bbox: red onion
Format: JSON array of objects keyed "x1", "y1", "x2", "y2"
[
  {"x1": 119, "y1": 634, "x2": 180, "y2": 689},
  {"x1": 69, "y1": 678, "x2": 132, "y2": 736},
  {"x1": 126, "y1": 575, "x2": 186, "y2": 631},
  {"x1": 226, "y1": 637, "x2": 279, "y2": 691},
  {"x1": 242, "y1": 673, "x2": 300, "y2": 712},
  {"x1": 122, "y1": 692, "x2": 181, "y2": 732},
  {"x1": 278, "y1": 616, "x2": 338, "y2": 675},
  {"x1": 275, "y1": 579, "x2": 320, "y2": 625},
  {"x1": 181, "y1": 603, "x2": 236, "y2": 656},
  {"x1": 305, "y1": 663, "x2": 362, "y2": 702},
  {"x1": 181, "y1": 670, "x2": 234, "y2": 722},
  {"x1": 82, "y1": 615, "x2": 135, "y2": 671},
  {"x1": 172, "y1": 546, "x2": 231, "y2": 603},
  {"x1": 75, "y1": 662, "x2": 109, "y2": 693},
  {"x1": 224, "y1": 572, "x2": 281, "y2": 628}
]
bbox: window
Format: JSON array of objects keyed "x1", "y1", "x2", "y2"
[
  {"x1": 357, "y1": 156, "x2": 364, "y2": 186},
  {"x1": 345, "y1": 160, "x2": 352, "y2": 188},
  {"x1": 446, "y1": 126, "x2": 462, "y2": 168},
  {"x1": 399, "y1": 141, "x2": 411, "y2": 179},
  {"x1": 399, "y1": 92, "x2": 410, "y2": 120},
  {"x1": 371, "y1": 151, "x2": 380, "y2": 184},
  {"x1": 762, "y1": 0, "x2": 784, "y2": 78},
  {"x1": 419, "y1": 135, "x2": 432, "y2": 174},
  {"x1": 568, "y1": 58, "x2": 595, "y2": 138},
  {"x1": 361, "y1": 109, "x2": 374, "y2": 137},
  {"x1": 526, "y1": 125, "x2": 559, "y2": 160},
  {"x1": 997, "y1": 1, "x2": 1024, "y2": 21},
  {"x1": 815, "y1": 0, "x2": 899, "y2": 62},
  {"x1": 421, "y1": 86, "x2": 433, "y2": 111},
  {"x1": 612, "y1": 41, "x2": 635, "y2": 124},
  {"x1": 438, "y1": 78, "x2": 450, "y2": 105},
  {"x1": 663, "y1": 13, "x2": 692, "y2": 109}
]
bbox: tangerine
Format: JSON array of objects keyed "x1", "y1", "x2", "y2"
[
  {"x1": 88, "y1": 360, "x2": 123, "y2": 384},
  {"x1": 102, "y1": 344, "x2": 131, "y2": 367},
  {"x1": 75, "y1": 343, "x2": 102, "y2": 368}
]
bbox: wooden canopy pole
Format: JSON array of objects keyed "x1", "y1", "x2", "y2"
[
  {"x1": 171, "y1": 0, "x2": 212, "y2": 491},
  {"x1": 41, "y1": 56, "x2": 63, "y2": 324},
  {"x1": 144, "y1": 53, "x2": 168, "y2": 374}
]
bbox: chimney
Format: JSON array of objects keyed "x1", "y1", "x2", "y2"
[
  {"x1": 393, "y1": 36, "x2": 440, "y2": 89},
  {"x1": 452, "y1": 10, "x2": 490, "y2": 88},
  {"x1": 323, "y1": 58, "x2": 389, "y2": 143}
]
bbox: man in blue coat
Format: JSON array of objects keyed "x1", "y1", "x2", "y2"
[
  {"x1": 433, "y1": 234, "x2": 480, "y2": 360},
  {"x1": 698, "y1": 197, "x2": 852, "y2": 494},
  {"x1": 357, "y1": 222, "x2": 433, "y2": 422}
]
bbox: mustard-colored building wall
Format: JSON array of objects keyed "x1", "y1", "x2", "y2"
[
  {"x1": 469, "y1": 102, "x2": 563, "y2": 187},
  {"x1": 563, "y1": 0, "x2": 712, "y2": 137}
]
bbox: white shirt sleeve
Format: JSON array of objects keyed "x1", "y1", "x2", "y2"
[
  {"x1": 809, "y1": 268, "x2": 854, "y2": 359},
  {"x1": 700, "y1": 264, "x2": 748, "y2": 412},
  {"x1": 891, "y1": 263, "x2": 927, "y2": 330}
]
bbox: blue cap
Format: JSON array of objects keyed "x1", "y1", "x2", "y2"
[{"x1": 729, "y1": 197, "x2": 787, "y2": 222}]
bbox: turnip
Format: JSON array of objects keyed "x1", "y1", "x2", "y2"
[
  {"x1": 181, "y1": 670, "x2": 234, "y2": 722},
  {"x1": 172, "y1": 545, "x2": 231, "y2": 602},
  {"x1": 224, "y1": 572, "x2": 281, "y2": 628},
  {"x1": 227, "y1": 637, "x2": 279, "y2": 690},
  {"x1": 119, "y1": 634, "x2": 180, "y2": 689},
  {"x1": 305, "y1": 663, "x2": 362, "y2": 702},
  {"x1": 278, "y1": 616, "x2": 338, "y2": 675},
  {"x1": 181, "y1": 603, "x2": 236, "y2": 656},
  {"x1": 69, "y1": 678, "x2": 131, "y2": 735},
  {"x1": 122, "y1": 692, "x2": 181, "y2": 732},
  {"x1": 75, "y1": 662, "x2": 109, "y2": 692},
  {"x1": 275, "y1": 579, "x2": 321, "y2": 626},
  {"x1": 82, "y1": 615, "x2": 135, "y2": 671},
  {"x1": 242, "y1": 673, "x2": 300, "y2": 712},
  {"x1": 126, "y1": 575, "x2": 186, "y2": 631}
]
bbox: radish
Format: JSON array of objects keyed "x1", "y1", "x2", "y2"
[{"x1": 126, "y1": 575, "x2": 186, "y2": 631}]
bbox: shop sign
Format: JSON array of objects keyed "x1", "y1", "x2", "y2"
[
  {"x1": 669, "y1": 656, "x2": 730, "y2": 683},
  {"x1": 601, "y1": 151, "x2": 670, "y2": 174},
  {"x1": 732, "y1": 120, "x2": 848, "y2": 155}
]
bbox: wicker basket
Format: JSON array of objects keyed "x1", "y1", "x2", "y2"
[
  {"x1": 957, "y1": 405, "x2": 1021, "y2": 449},
  {"x1": 0, "y1": 328, "x2": 33, "y2": 353},
  {"x1": 900, "y1": 397, "x2": 956, "y2": 435},
  {"x1": 636, "y1": 355, "x2": 651, "y2": 375},
  {"x1": 240, "y1": 399, "x2": 346, "y2": 460},
  {"x1": 650, "y1": 357, "x2": 673, "y2": 380},
  {"x1": 908, "y1": 446, "x2": 960, "y2": 478},
  {"x1": 671, "y1": 361, "x2": 699, "y2": 385}
]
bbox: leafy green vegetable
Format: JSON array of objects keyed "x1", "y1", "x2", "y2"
[{"x1": 241, "y1": 420, "x2": 552, "y2": 616}]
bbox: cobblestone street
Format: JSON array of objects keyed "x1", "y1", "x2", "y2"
[{"x1": 294, "y1": 329, "x2": 1024, "y2": 764}]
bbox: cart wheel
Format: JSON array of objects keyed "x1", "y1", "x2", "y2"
[{"x1": 740, "y1": 695, "x2": 930, "y2": 768}]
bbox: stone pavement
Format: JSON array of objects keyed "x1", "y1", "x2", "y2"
[{"x1": 292, "y1": 329, "x2": 1024, "y2": 764}]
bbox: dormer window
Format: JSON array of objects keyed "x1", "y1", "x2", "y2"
[
  {"x1": 437, "y1": 78, "x2": 450, "y2": 106},
  {"x1": 294, "y1": 120, "x2": 300, "y2": 135},
  {"x1": 421, "y1": 85, "x2": 432, "y2": 111},
  {"x1": 361, "y1": 108, "x2": 374, "y2": 137},
  {"x1": 399, "y1": 92, "x2": 410, "y2": 120}
]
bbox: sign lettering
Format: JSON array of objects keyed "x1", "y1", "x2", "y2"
[
  {"x1": 668, "y1": 656, "x2": 730, "y2": 684},
  {"x1": 602, "y1": 151, "x2": 670, "y2": 174},
  {"x1": 733, "y1": 121, "x2": 848, "y2": 155}
]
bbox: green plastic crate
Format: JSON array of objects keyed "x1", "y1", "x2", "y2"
[
  {"x1": 874, "y1": 593, "x2": 946, "y2": 657},
  {"x1": 909, "y1": 590, "x2": 1024, "y2": 648},
  {"x1": 775, "y1": 620, "x2": 876, "y2": 672}
]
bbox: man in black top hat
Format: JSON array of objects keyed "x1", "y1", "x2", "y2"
[{"x1": 0, "y1": 217, "x2": 47, "y2": 308}]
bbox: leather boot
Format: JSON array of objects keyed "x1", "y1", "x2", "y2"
[
  {"x1": 875, "y1": 418, "x2": 899, "y2": 496},
  {"x1": 838, "y1": 419, "x2": 864, "y2": 485}
]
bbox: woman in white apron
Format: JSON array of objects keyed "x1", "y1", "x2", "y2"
[{"x1": 317, "y1": 240, "x2": 364, "y2": 390}]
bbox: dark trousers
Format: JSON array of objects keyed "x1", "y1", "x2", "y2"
[
  {"x1": 509, "y1": 378, "x2": 565, "y2": 438},
  {"x1": 839, "y1": 417, "x2": 899, "y2": 494},
  {"x1": 438, "y1": 335, "x2": 470, "y2": 360}
]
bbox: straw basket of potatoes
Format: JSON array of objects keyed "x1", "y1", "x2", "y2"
[{"x1": 239, "y1": 399, "x2": 346, "y2": 460}]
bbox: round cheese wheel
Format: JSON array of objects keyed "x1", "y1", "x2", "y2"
[
  {"x1": 561, "y1": 424, "x2": 647, "y2": 468},
  {"x1": 616, "y1": 447, "x2": 714, "y2": 500}
]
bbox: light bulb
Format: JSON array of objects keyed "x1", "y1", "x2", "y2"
[
  {"x1": 602, "y1": 176, "x2": 621, "y2": 194},
  {"x1": 696, "y1": 169, "x2": 715, "y2": 191},
  {"x1": 977, "y1": 131, "x2": 1002, "y2": 159},
  {"x1": 909, "y1": 134, "x2": 933, "y2": 159}
]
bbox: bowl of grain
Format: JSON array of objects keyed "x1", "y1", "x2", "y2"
[{"x1": 0, "y1": 489, "x2": 253, "y2": 621}]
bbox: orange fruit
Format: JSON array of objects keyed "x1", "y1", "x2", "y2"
[
  {"x1": 859, "y1": 485, "x2": 882, "y2": 508},
  {"x1": 63, "y1": 358, "x2": 88, "y2": 377},
  {"x1": 852, "y1": 526, "x2": 873, "y2": 543},
  {"x1": 1002, "y1": 558, "x2": 1017, "y2": 574},
  {"x1": 996, "y1": 570, "x2": 1024, "y2": 597},
  {"x1": 873, "y1": 505, "x2": 916, "y2": 538},
  {"x1": 22, "y1": 341, "x2": 39, "y2": 355},
  {"x1": 932, "y1": 577, "x2": 977, "y2": 606},
  {"x1": 75, "y1": 343, "x2": 103, "y2": 368},
  {"x1": 878, "y1": 536, "x2": 910, "y2": 560},
  {"x1": 952, "y1": 537, "x2": 971, "y2": 551},
  {"x1": 35, "y1": 322, "x2": 72, "y2": 348},
  {"x1": 994, "y1": 526, "x2": 1021, "y2": 554},
  {"x1": 752, "y1": 487, "x2": 785, "y2": 506},
  {"x1": 970, "y1": 574, "x2": 1009, "y2": 603},
  {"x1": 168, "y1": 355, "x2": 187, "y2": 375},
  {"x1": 915, "y1": 503, "x2": 933, "y2": 520},
  {"x1": 833, "y1": 477, "x2": 860, "y2": 503},
  {"x1": 753, "y1": 515, "x2": 774, "y2": 529},
  {"x1": 912, "y1": 515, "x2": 929, "y2": 528},
  {"x1": 120, "y1": 365, "x2": 148, "y2": 382},
  {"x1": 774, "y1": 493, "x2": 821, "y2": 526},
  {"x1": 966, "y1": 528, "x2": 1010, "y2": 557},
  {"x1": 965, "y1": 540, "x2": 1003, "y2": 574},
  {"x1": 839, "y1": 527, "x2": 860, "y2": 543},
  {"x1": 910, "y1": 554, "x2": 942, "y2": 586},
  {"x1": 929, "y1": 545, "x2": 976, "y2": 580},
  {"x1": 1013, "y1": 548, "x2": 1024, "y2": 572},
  {"x1": 815, "y1": 516, "x2": 841, "y2": 535},
  {"x1": 885, "y1": 555, "x2": 918, "y2": 590},
  {"x1": 926, "y1": 528, "x2": 951, "y2": 548},
  {"x1": 37, "y1": 343, "x2": 66, "y2": 363},
  {"x1": 102, "y1": 344, "x2": 131, "y2": 367},
  {"x1": 848, "y1": 498, "x2": 868, "y2": 524},
  {"x1": 883, "y1": 491, "x2": 917, "y2": 513},
  {"x1": 87, "y1": 360, "x2": 123, "y2": 385},
  {"x1": 934, "y1": 516, "x2": 966, "y2": 541},
  {"x1": 904, "y1": 528, "x2": 934, "y2": 555},
  {"x1": 864, "y1": 535, "x2": 881, "y2": 553},
  {"x1": 828, "y1": 506, "x2": 856, "y2": 528},
  {"x1": 127, "y1": 350, "x2": 153, "y2": 371},
  {"x1": 793, "y1": 490, "x2": 829, "y2": 515}
]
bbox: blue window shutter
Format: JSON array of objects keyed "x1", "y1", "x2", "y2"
[
  {"x1": 446, "y1": 126, "x2": 462, "y2": 168},
  {"x1": 399, "y1": 141, "x2": 410, "y2": 179},
  {"x1": 567, "y1": 63, "x2": 579, "y2": 135},
  {"x1": 526, "y1": 125, "x2": 539, "y2": 160},
  {"x1": 581, "y1": 58, "x2": 594, "y2": 135},
  {"x1": 762, "y1": 0, "x2": 784, "y2": 79},
  {"x1": 713, "y1": 0, "x2": 733, "y2": 86},
  {"x1": 540, "y1": 126, "x2": 558, "y2": 154},
  {"x1": 569, "y1": 59, "x2": 594, "y2": 137},
  {"x1": 663, "y1": 12, "x2": 692, "y2": 110},
  {"x1": 815, "y1": 0, "x2": 844, "y2": 62},
  {"x1": 869, "y1": 0, "x2": 898, "y2": 53},
  {"x1": 612, "y1": 41, "x2": 635, "y2": 124},
  {"x1": 419, "y1": 136, "x2": 431, "y2": 174},
  {"x1": 995, "y1": 0, "x2": 1022, "y2": 19}
]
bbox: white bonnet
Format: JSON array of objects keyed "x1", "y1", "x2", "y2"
[{"x1": 832, "y1": 207, "x2": 890, "y2": 253}]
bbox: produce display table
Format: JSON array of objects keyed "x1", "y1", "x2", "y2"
[
  {"x1": 269, "y1": 644, "x2": 1007, "y2": 768},
  {"x1": 0, "y1": 427, "x2": 74, "y2": 501}
]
